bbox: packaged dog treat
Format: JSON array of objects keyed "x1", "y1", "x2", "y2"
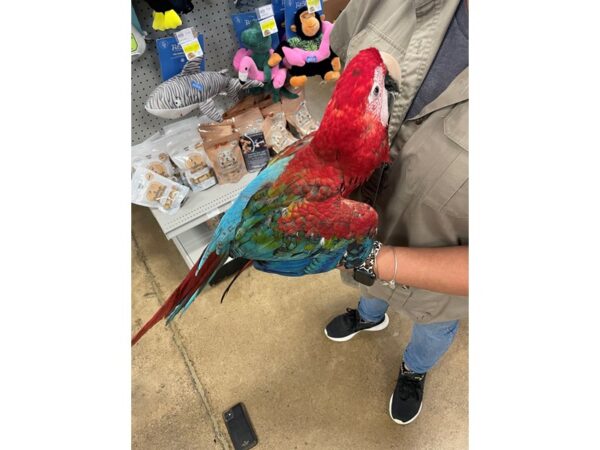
[
  {"x1": 263, "y1": 111, "x2": 298, "y2": 153},
  {"x1": 167, "y1": 130, "x2": 217, "y2": 191},
  {"x1": 131, "y1": 167, "x2": 190, "y2": 215},
  {"x1": 204, "y1": 132, "x2": 248, "y2": 184},
  {"x1": 233, "y1": 107, "x2": 270, "y2": 172},
  {"x1": 282, "y1": 91, "x2": 319, "y2": 137},
  {"x1": 199, "y1": 122, "x2": 235, "y2": 148},
  {"x1": 131, "y1": 139, "x2": 178, "y2": 181}
]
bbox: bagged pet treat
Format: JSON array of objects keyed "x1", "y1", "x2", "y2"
[
  {"x1": 131, "y1": 139, "x2": 178, "y2": 181},
  {"x1": 204, "y1": 132, "x2": 248, "y2": 184},
  {"x1": 233, "y1": 107, "x2": 270, "y2": 172},
  {"x1": 131, "y1": 167, "x2": 190, "y2": 215},
  {"x1": 263, "y1": 111, "x2": 298, "y2": 153},
  {"x1": 282, "y1": 91, "x2": 319, "y2": 137},
  {"x1": 167, "y1": 130, "x2": 217, "y2": 192},
  {"x1": 199, "y1": 122, "x2": 235, "y2": 148}
]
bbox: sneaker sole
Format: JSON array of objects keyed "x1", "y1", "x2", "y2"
[
  {"x1": 388, "y1": 393, "x2": 422, "y2": 425},
  {"x1": 324, "y1": 314, "x2": 389, "y2": 342}
]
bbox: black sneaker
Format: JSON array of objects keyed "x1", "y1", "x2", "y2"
[
  {"x1": 324, "y1": 308, "x2": 389, "y2": 342},
  {"x1": 389, "y1": 361, "x2": 427, "y2": 425}
]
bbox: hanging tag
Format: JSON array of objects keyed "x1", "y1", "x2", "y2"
[
  {"x1": 175, "y1": 27, "x2": 204, "y2": 61},
  {"x1": 306, "y1": 0, "x2": 322, "y2": 13},
  {"x1": 255, "y1": 4, "x2": 275, "y2": 20},
  {"x1": 259, "y1": 16, "x2": 278, "y2": 37}
]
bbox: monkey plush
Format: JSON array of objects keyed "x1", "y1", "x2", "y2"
[{"x1": 268, "y1": 6, "x2": 341, "y2": 88}]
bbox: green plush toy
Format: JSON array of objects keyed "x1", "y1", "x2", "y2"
[{"x1": 241, "y1": 23, "x2": 272, "y2": 72}]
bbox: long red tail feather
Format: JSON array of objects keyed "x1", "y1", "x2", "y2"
[{"x1": 131, "y1": 251, "x2": 223, "y2": 346}]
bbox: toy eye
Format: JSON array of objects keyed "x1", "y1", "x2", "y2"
[{"x1": 174, "y1": 98, "x2": 182, "y2": 107}]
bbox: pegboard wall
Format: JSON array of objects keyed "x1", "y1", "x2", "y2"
[{"x1": 131, "y1": 0, "x2": 270, "y2": 145}]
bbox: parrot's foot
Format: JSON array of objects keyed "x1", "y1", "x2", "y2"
[
  {"x1": 163, "y1": 10, "x2": 183, "y2": 30},
  {"x1": 290, "y1": 75, "x2": 307, "y2": 88},
  {"x1": 268, "y1": 53, "x2": 283, "y2": 67},
  {"x1": 331, "y1": 56, "x2": 342, "y2": 72},
  {"x1": 324, "y1": 71, "x2": 341, "y2": 82}
]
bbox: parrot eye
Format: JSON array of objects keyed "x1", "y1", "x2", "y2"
[{"x1": 373, "y1": 86, "x2": 380, "y2": 96}]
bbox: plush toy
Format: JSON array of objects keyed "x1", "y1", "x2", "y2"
[
  {"x1": 232, "y1": 23, "x2": 289, "y2": 101},
  {"x1": 145, "y1": 57, "x2": 263, "y2": 121},
  {"x1": 268, "y1": 6, "x2": 341, "y2": 88},
  {"x1": 143, "y1": 0, "x2": 193, "y2": 31}
]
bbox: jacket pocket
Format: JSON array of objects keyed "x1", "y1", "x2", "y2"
[{"x1": 422, "y1": 103, "x2": 469, "y2": 219}]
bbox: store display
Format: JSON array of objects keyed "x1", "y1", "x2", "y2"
[
  {"x1": 145, "y1": 57, "x2": 263, "y2": 120},
  {"x1": 131, "y1": 167, "x2": 190, "y2": 215},
  {"x1": 270, "y1": 4, "x2": 341, "y2": 88},
  {"x1": 132, "y1": 48, "x2": 394, "y2": 345}
]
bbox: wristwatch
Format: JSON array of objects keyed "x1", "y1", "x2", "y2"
[{"x1": 353, "y1": 241, "x2": 382, "y2": 286}]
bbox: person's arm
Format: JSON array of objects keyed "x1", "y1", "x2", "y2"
[{"x1": 374, "y1": 245, "x2": 468, "y2": 296}]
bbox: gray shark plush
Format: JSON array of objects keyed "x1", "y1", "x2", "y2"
[{"x1": 145, "y1": 58, "x2": 263, "y2": 121}]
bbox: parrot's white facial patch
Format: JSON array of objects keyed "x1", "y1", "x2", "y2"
[{"x1": 366, "y1": 66, "x2": 388, "y2": 126}]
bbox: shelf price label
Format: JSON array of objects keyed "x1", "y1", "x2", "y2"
[
  {"x1": 256, "y1": 4, "x2": 277, "y2": 37},
  {"x1": 306, "y1": 0, "x2": 322, "y2": 13},
  {"x1": 259, "y1": 17, "x2": 278, "y2": 37},
  {"x1": 175, "y1": 27, "x2": 204, "y2": 61},
  {"x1": 256, "y1": 4, "x2": 275, "y2": 20}
]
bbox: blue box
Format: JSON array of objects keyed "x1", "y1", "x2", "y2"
[{"x1": 156, "y1": 34, "x2": 205, "y2": 81}]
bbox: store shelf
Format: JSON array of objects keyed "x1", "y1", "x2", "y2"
[
  {"x1": 172, "y1": 223, "x2": 214, "y2": 268},
  {"x1": 151, "y1": 172, "x2": 258, "y2": 240}
]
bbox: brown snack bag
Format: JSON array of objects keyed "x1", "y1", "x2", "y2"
[
  {"x1": 233, "y1": 107, "x2": 264, "y2": 134},
  {"x1": 204, "y1": 132, "x2": 248, "y2": 184}
]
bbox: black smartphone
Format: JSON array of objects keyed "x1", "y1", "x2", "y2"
[{"x1": 223, "y1": 403, "x2": 258, "y2": 450}]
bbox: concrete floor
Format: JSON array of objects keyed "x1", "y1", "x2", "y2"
[{"x1": 132, "y1": 205, "x2": 468, "y2": 449}]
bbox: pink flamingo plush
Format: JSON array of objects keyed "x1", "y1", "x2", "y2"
[{"x1": 233, "y1": 48, "x2": 288, "y2": 89}]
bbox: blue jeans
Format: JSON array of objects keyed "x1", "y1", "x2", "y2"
[{"x1": 358, "y1": 296, "x2": 459, "y2": 374}]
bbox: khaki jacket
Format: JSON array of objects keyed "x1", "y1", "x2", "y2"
[{"x1": 331, "y1": 0, "x2": 468, "y2": 323}]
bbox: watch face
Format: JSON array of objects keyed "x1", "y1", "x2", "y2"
[{"x1": 354, "y1": 269, "x2": 376, "y2": 286}]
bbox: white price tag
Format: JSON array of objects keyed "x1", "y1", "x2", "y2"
[
  {"x1": 174, "y1": 27, "x2": 203, "y2": 61},
  {"x1": 306, "y1": 0, "x2": 322, "y2": 13},
  {"x1": 174, "y1": 28, "x2": 195, "y2": 44},
  {"x1": 259, "y1": 16, "x2": 278, "y2": 37},
  {"x1": 256, "y1": 4, "x2": 275, "y2": 20}
]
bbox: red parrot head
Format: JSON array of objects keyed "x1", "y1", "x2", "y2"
[{"x1": 313, "y1": 48, "x2": 393, "y2": 189}]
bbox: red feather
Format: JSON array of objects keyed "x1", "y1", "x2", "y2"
[{"x1": 131, "y1": 251, "x2": 224, "y2": 345}]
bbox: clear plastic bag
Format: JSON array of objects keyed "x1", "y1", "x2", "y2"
[
  {"x1": 263, "y1": 111, "x2": 297, "y2": 153},
  {"x1": 282, "y1": 92, "x2": 319, "y2": 137},
  {"x1": 166, "y1": 129, "x2": 217, "y2": 191},
  {"x1": 131, "y1": 167, "x2": 190, "y2": 215},
  {"x1": 131, "y1": 139, "x2": 178, "y2": 181}
]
